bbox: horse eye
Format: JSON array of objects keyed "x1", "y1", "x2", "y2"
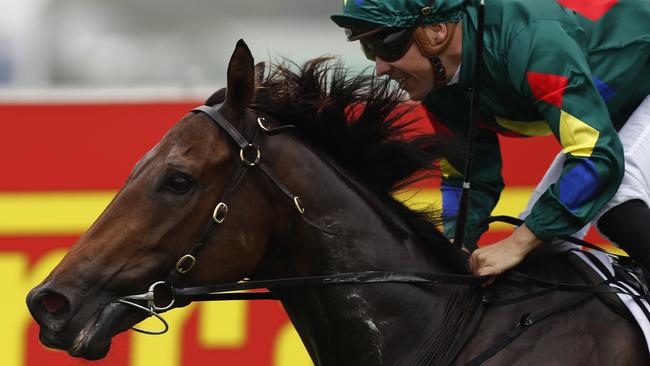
[{"x1": 164, "y1": 173, "x2": 195, "y2": 194}]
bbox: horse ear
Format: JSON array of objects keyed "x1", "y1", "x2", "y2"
[
  {"x1": 254, "y1": 62, "x2": 265, "y2": 85},
  {"x1": 225, "y1": 39, "x2": 255, "y2": 113}
]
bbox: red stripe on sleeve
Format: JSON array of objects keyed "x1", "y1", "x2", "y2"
[{"x1": 526, "y1": 72, "x2": 568, "y2": 109}]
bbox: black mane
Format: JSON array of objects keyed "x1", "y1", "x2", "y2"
[{"x1": 207, "y1": 57, "x2": 468, "y2": 271}]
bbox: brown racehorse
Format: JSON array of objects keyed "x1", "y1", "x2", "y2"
[{"x1": 27, "y1": 40, "x2": 647, "y2": 365}]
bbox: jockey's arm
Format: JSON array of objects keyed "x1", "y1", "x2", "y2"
[
  {"x1": 506, "y1": 20, "x2": 624, "y2": 243},
  {"x1": 470, "y1": 20, "x2": 624, "y2": 277}
]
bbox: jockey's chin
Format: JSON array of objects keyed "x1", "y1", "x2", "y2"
[
  {"x1": 395, "y1": 70, "x2": 439, "y2": 101},
  {"x1": 402, "y1": 84, "x2": 433, "y2": 101}
]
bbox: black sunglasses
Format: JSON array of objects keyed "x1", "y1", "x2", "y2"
[{"x1": 359, "y1": 27, "x2": 416, "y2": 62}]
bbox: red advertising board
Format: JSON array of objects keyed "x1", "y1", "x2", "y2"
[{"x1": 0, "y1": 100, "x2": 614, "y2": 366}]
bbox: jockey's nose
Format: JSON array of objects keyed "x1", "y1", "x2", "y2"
[
  {"x1": 375, "y1": 57, "x2": 391, "y2": 76},
  {"x1": 27, "y1": 283, "x2": 74, "y2": 332}
]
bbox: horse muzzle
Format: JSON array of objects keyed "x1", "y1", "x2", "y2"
[{"x1": 27, "y1": 281, "x2": 142, "y2": 360}]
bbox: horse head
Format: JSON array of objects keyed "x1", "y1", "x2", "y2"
[{"x1": 25, "y1": 40, "x2": 300, "y2": 359}]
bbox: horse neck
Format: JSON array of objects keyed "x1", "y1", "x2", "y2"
[
  {"x1": 275, "y1": 217, "x2": 472, "y2": 366},
  {"x1": 262, "y1": 136, "x2": 471, "y2": 365}
]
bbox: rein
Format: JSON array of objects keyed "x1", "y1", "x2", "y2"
[
  {"x1": 119, "y1": 270, "x2": 490, "y2": 335},
  {"x1": 114, "y1": 104, "x2": 644, "y2": 340}
]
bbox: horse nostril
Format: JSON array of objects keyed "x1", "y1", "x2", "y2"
[
  {"x1": 42, "y1": 292, "x2": 69, "y2": 315},
  {"x1": 27, "y1": 286, "x2": 74, "y2": 332}
]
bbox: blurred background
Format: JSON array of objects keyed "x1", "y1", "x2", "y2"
[
  {"x1": 0, "y1": 0, "x2": 368, "y2": 97},
  {"x1": 0, "y1": 1, "x2": 609, "y2": 366}
]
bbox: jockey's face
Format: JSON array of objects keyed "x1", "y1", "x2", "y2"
[{"x1": 374, "y1": 43, "x2": 435, "y2": 101}]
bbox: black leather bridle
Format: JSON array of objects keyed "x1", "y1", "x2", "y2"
[
  {"x1": 165, "y1": 105, "x2": 310, "y2": 285},
  {"x1": 115, "y1": 104, "x2": 490, "y2": 334}
]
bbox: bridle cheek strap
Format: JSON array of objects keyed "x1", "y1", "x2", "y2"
[{"x1": 165, "y1": 105, "x2": 312, "y2": 286}]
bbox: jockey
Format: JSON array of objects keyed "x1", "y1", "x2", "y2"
[{"x1": 331, "y1": 0, "x2": 650, "y2": 278}]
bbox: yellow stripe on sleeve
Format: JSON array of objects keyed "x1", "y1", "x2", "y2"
[
  {"x1": 559, "y1": 110, "x2": 600, "y2": 157},
  {"x1": 495, "y1": 116, "x2": 552, "y2": 136}
]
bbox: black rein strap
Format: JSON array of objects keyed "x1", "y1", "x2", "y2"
[{"x1": 172, "y1": 270, "x2": 490, "y2": 303}]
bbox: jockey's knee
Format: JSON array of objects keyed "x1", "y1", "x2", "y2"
[{"x1": 597, "y1": 199, "x2": 650, "y2": 268}]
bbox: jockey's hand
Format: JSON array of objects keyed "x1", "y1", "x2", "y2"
[{"x1": 468, "y1": 224, "x2": 543, "y2": 285}]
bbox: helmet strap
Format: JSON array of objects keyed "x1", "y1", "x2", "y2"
[
  {"x1": 429, "y1": 56, "x2": 448, "y2": 89},
  {"x1": 412, "y1": 22, "x2": 459, "y2": 89}
]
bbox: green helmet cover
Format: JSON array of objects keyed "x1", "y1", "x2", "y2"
[{"x1": 331, "y1": 0, "x2": 467, "y2": 31}]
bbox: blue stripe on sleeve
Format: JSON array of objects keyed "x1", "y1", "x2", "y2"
[
  {"x1": 441, "y1": 181, "x2": 463, "y2": 218},
  {"x1": 558, "y1": 158, "x2": 600, "y2": 213}
]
